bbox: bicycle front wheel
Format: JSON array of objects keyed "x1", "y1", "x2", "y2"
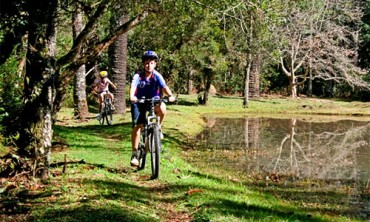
[
  {"x1": 149, "y1": 125, "x2": 161, "y2": 179},
  {"x1": 105, "y1": 103, "x2": 113, "y2": 125},
  {"x1": 137, "y1": 143, "x2": 146, "y2": 170},
  {"x1": 99, "y1": 102, "x2": 106, "y2": 125},
  {"x1": 99, "y1": 113, "x2": 105, "y2": 125},
  {"x1": 106, "y1": 109, "x2": 113, "y2": 125}
]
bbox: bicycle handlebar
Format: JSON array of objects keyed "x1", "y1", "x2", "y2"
[{"x1": 136, "y1": 97, "x2": 170, "y2": 104}]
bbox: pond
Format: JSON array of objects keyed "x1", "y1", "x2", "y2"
[{"x1": 185, "y1": 116, "x2": 370, "y2": 217}]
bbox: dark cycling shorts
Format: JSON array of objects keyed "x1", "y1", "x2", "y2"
[{"x1": 131, "y1": 103, "x2": 150, "y2": 128}]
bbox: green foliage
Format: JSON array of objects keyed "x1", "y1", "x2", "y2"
[
  {"x1": 63, "y1": 84, "x2": 76, "y2": 108},
  {"x1": 0, "y1": 50, "x2": 23, "y2": 138},
  {"x1": 55, "y1": 4, "x2": 73, "y2": 60},
  {"x1": 261, "y1": 65, "x2": 289, "y2": 94},
  {"x1": 127, "y1": 1, "x2": 228, "y2": 93},
  {"x1": 178, "y1": 12, "x2": 228, "y2": 89}
]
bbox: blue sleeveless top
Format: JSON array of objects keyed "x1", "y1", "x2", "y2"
[{"x1": 131, "y1": 70, "x2": 167, "y2": 99}]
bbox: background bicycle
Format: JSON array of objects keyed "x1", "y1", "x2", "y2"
[{"x1": 97, "y1": 92, "x2": 114, "y2": 125}]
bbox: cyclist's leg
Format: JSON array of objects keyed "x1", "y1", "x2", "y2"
[
  {"x1": 109, "y1": 92, "x2": 114, "y2": 101},
  {"x1": 130, "y1": 103, "x2": 146, "y2": 166},
  {"x1": 98, "y1": 93, "x2": 104, "y2": 113},
  {"x1": 154, "y1": 102, "x2": 166, "y2": 139},
  {"x1": 131, "y1": 124, "x2": 142, "y2": 153},
  {"x1": 109, "y1": 92, "x2": 115, "y2": 110},
  {"x1": 154, "y1": 102, "x2": 166, "y2": 125}
]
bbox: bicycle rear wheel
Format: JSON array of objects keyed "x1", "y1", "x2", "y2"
[
  {"x1": 149, "y1": 125, "x2": 161, "y2": 179},
  {"x1": 106, "y1": 101, "x2": 113, "y2": 125}
]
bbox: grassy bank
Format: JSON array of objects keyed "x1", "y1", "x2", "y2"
[{"x1": 2, "y1": 95, "x2": 369, "y2": 222}]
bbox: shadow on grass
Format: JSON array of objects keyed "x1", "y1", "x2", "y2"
[
  {"x1": 2, "y1": 175, "x2": 178, "y2": 221},
  {"x1": 175, "y1": 100, "x2": 198, "y2": 106},
  {"x1": 33, "y1": 177, "x2": 193, "y2": 222},
  {"x1": 24, "y1": 179, "x2": 160, "y2": 222},
  {"x1": 193, "y1": 198, "x2": 322, "y2": 222},
  {"x1": 32, "y1": 206, "x2": 152, "y2": 222},
  {"x1": 54, "y1": 122, "x2": 132, "y2": 137}
]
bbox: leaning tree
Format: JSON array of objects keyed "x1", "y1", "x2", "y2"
[{"x1": 0, "y1": 0, "x2": 154, "y2": 178}]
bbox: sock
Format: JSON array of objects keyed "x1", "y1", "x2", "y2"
[{"x1": 132, "y1": 150, "x2": 138, "y2": 158}]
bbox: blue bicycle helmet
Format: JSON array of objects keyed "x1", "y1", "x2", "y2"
[{"x1": 142, "y1": 50, "x2": 159, "y2": 62}]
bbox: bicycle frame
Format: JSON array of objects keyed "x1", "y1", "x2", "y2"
[
  {"x1": 144, "y1": 111, "x2": 160, "y2": 150},
  {"x1": 98, "y1": 91, "x2": 113, "y2": 125}
]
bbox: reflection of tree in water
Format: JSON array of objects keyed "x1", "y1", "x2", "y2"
[
  {"x1": 196, "y1": 118, "x2": 260, "y2": 150},
  {"x1": 196, "y1": 118, "x2": 370, "y2": 182},
  {"x1": 270, "y1": 119, "x2": 370, "y2": 182}
]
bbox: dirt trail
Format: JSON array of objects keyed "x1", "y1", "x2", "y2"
[{"x1": 133, "y1": 174, "x2": 193, "y2": 222}]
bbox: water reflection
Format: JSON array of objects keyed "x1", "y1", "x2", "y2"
[{"x1": 194, "y1": 117, "x2": 370, "y2": 183}]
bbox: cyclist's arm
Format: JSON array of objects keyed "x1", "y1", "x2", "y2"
[
  {"x1": 163, "y1": 87, "x2": 173, "y2": 97},
  {"x1": 154, "y1": 71, "x2": 175, "y2": 101},
  {"x1": 129, "y1": 86, "x2": 137, "y2": 102},
  {"x1": 108, "y1": 79, "x2": 117, "y2": 90},
  {"x1": 163, "y1": 87, "x2": 176, "y2": 102},
  {"x1": 130, "y1": 75, "x2": 139, "y2": 102}
]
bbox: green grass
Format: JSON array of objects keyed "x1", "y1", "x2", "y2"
[{"x1": 2, "y1": 94, "x2": 369, "y2": 222}]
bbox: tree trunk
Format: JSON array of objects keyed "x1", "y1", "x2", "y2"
[
  {"x1": 109, "y1": 4, "x2": 128, "y2": 115},
  {"x1": 73, "y1": 65, "x2": 88, "y2": 118},
  {"x1": 243, "y1": 54, "x2": 252, "y2": 108},
  {"x1": 199, "y1": 68, "x2": 213, "y2": 105},
  {"x1": 243, "y1": 12, "x2": 254, "y2": 108},
  {"x1": 187, "y1": 68, "x2": 195, "y2": 94},
  {"x1": 289, "y1": 74, "x2": 298, "y2": 98},
  {"x1": 17, "y1": 0, "x2": 58, "y2": 178},
  {"x1": 73, "y1": 3, "x2": 89, "y2": 118},
  {"x1": 280, "y1": 57, "x2": 298, "y2": 98},
  {"x1": 249, "y1": 53, "x2": 260, "y2": 99},
  {"x1": 204, "y1": 68, "x2": 213, "y2": 106}
]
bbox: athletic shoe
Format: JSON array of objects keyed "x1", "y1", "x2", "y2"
[{"x1": 130, "y1": 155, "x2": 139, "y2": 167}]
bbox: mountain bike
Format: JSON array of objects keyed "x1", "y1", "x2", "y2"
[
  {"x1": 136, "y1": 97, "x2": 168, "y2": 179},
  {"x1": 97, "y1": 91, "x2": 113, "y2": 125}
]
